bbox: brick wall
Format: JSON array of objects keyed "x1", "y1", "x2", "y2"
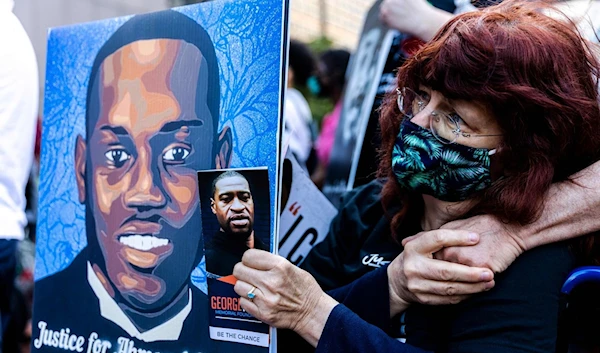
[{"x1": 289, "y1": 0, "x2": 376, "y2": 50}]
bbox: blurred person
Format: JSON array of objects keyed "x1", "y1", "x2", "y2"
[
  {"x1": 309, "y1": 49, "x2": 351, "y2": 188},
  {"x1": 234, "y1": 1, "x2": 600, "y2": 352},
  {"x1": 284, "y1": 40, "x2": 316, "y2": 172},
  {"x1": 205, "y1": 171, "x2": 269, "y2": 277},
  {"x1": 0, "y1": 0, "x2": 39, "y2": 351}
]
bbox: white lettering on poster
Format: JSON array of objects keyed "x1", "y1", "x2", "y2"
[
  {"x1": 33, "y1": 321, "x2": 205, "y2": 353},
  {"x1": 33, "y1": 321, "x2": 87, "y2": 352}
]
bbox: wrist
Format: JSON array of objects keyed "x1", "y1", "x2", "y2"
[
  {"x1": 508, "y1": 221, "x2": 532, "y2": 252},
  {"x1": 388, "y1": 263, "x2": 410, "y2": 317},
  {"x1": 294, "y1": 293, "x2": 338, "y2": 347}
]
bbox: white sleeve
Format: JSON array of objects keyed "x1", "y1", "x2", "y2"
[
  {"x1": 284, "y1": 90, "x2": 313, "y2": 166},
  {"x1": 453, "y1": 0, "x2": 477, "y2": 14},
  {"x1": 0, "y1": 10, "x2": 39, "y2": 239}
]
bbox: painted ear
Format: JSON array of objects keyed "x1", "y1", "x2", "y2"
[
  {"x1": 75, "y1": 135, "x2": 87, "y2": 204},
  {"x1": 215, "y1": 126, "x2": 232, "y2": 169}
]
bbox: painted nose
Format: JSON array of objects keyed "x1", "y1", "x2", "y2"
[{"x1": 124, "y1": 152, "x2": 166, "y2": 210}]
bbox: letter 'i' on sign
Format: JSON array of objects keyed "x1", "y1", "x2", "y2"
[{"x1": 31, "y1": 0, "x2": 289, "y2": 352}]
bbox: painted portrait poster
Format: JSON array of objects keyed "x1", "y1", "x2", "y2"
[
  {"x1": 198, "y1": 168, "x2": 271, "y2": 348},
  {"x1": 31, "y1": 1, "x2": 288, "y2": 353}
]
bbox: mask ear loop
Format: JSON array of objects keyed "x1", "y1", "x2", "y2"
[{"x1": 488, "y1": 148, "x2": 504, "y2": 182}]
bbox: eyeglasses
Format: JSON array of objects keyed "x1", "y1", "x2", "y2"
[{"x1": 396, "y1": 87, "x2": 502, "y2": 144}]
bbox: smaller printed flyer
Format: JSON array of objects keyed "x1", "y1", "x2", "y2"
[{"x1": 198, "y1": 168, "x2": 272, "y2": 349}]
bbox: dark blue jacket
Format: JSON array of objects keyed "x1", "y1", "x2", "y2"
[{"x1": 303, "y1": 181, "x2": 575, "y2": 352}]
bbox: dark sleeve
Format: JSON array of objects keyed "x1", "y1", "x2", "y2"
[
  {"x1": 316, "y1": 265, "x2": 430, "y2": 353},
  {"x1": 440, "y1": 242, "x2": 575, "y2": 353},
  {"x1": 300, "y1": 180, "x2": 386, "y2": 290},
  {"x1": 317, "y1": 305, "x2": 429, "y2": 353},
  {"x1": 327, "y1": 265, "x2": 391, "y2": 329}
]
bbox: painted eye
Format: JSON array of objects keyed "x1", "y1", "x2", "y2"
[
  {"x1": 104, "y1": 149, "x2": 130, "y2": 168},
  {"x1": 163, "y1": 147, "x2": 190, "y2": 162}
]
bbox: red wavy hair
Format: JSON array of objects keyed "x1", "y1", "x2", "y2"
[{"x1": 378, "y1": 0, "x2": 600, "y2": 264}]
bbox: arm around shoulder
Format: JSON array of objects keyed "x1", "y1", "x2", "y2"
[{"x1": 518, "y1": 160, "x2": 600, "y2": 250}]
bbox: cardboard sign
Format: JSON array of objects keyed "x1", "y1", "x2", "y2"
[
  {"x1": 322, "y1": 0, "x2": 396, "y2": 208},
  {"x1": 278, "y1": 153, "x2": 337, "y2": 265}
]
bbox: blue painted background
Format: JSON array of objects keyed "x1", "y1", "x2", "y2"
[{"x1": 35, "y1": 0, "x2": 284, "y2": 295}]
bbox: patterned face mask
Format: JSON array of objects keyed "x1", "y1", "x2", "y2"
[{"x1": 391, "y1": 119, "x2": 496, "y2": 202}]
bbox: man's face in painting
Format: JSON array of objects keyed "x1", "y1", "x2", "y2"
[
  {"x1": 75, "y1": 38, "x2": 230, "y2": 311},
  {"x1": 211, "y1": 174, "x2": 255, "y2": 238}
]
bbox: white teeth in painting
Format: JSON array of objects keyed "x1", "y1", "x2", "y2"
[{"x1": 119, "y1": 235, "x2": 168, "y2": 251}]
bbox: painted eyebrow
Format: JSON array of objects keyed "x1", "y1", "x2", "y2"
[
  {"x1": 160, "y1": 120, "x2": 204, "y2": 133},
  {"x1": 99, "y1": 125, "x2": 129, "y2": 136}
]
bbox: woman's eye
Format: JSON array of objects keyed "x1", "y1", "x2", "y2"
[
  {"x1": 163, "y1": 147, "x2": 191, "y2": 163},
  {"x1": 413, "y1": 90, "x2": 430, "y2": 113},
  {"x1": 416, "y1": 90, "x2": 431, "y2": 101},
  {"x1": 104, "y1": 149, "x2": 130, "y2": 168},
  {"x1": 449, "y1": 113, "x2": 464, "y2": 125}
]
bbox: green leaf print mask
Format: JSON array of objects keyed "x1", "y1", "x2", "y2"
[{"x1": 392, "y1": 119, "x2": 495, "y2": 202}]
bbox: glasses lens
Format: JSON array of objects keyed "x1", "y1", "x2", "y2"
[
  {"x1": 397, "y1": 87, "x2": 425, "y2": 117},
  {"x1": 430, "y1": 112, "x2": 458, "y2": 144}
]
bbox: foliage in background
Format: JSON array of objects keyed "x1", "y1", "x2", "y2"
[{"x1": 308, "y1": 36, "x2": 333, "y2": 55}]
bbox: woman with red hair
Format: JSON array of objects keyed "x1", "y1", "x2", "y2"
[{"x1": 234, "y1": 1, "x2": 600, "y2": 352}]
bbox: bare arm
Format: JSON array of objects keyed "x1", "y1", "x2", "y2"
[
  {"x1": 438, "y1": 160, "x2": 600, "y2": 272},
  {"x1": 379, "y1": 0, "x2": 452, "y2": 42}
]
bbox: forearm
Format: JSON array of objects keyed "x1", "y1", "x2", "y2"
[
  {"x1": 414, "y1": 6, "x2": 453, "y2": 42},
  {"x1": 518, "y1": 161, "x2": 600, "y2": 250}
]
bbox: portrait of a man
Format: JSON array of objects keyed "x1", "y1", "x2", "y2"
[
  {"x1": 202, "y1": 170, "x2": 270, "y2": 277},
  {"x1": 33, "y1": 1, "x2": 285, "y2": 351},
  {"x1": 32, "y1": 10, "x2": 237, "y2": 352}
]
